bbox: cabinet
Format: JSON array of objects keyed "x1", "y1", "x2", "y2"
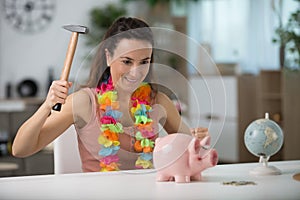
[
  {"x1": 187, "y1": 76, "x2": 238, "y2": 163},
  {"x1": 237, "y1": 74, "x2": 258, "y2": 162},
  {"x1": 238, "y1": 71, "x2": 283, "y2": 162},
  {"x1": 257, "y1": 70, "x2": 283, "y2": 161},
  {"x1": 0, "y1": 151, "x2": 53, "y2": 177},
  {"x1": 238, "y1": 70, "x2": 300, "y2": 162},
  {"x1": 282, "y1": 71, "x2": 300, "y2": 160},
  {"x1": 0, "y1": 98, "x2": 54, "y2": 177},
  {"x1": 257, "y1": 70, "x2": 282, "y2": 124}
]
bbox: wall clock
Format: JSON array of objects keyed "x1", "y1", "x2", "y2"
[{"x1": 2, "y1": 0, "x2": 56, "y2": 33}]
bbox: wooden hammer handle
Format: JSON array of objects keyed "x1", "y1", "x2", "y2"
[
  {"x1": 52, "y1": 32, "x2": 79, "y2": 112},
  {"x1": 61, "y1": 32, "x2": 79, "y2": 81}
]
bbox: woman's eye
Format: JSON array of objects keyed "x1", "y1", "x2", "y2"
[
  {"x1": 122, "y1": 60, "x2": 132, "y2": 65},
  {"x1": 141, "y1": 60, "x2": 150, "y2": 65}
]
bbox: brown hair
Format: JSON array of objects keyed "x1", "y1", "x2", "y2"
[{"x1": 84, "y1": 17, "x2": 155, "y2": 88}]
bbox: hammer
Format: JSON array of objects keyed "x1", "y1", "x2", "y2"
[{"x1": 52, "y1": 25, "x2": 89, "y2": 111}]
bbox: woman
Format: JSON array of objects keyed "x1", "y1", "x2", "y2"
[{"x1": 12, "y1": 17, "x2": 208, "y2": 172}]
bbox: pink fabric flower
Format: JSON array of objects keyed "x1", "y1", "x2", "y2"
[
  {"x1": 101, "y1": 116, "x2": 117, "y2": 124},
  {"x1": 100, "y1": 155, "x2": 119, "y2": 165},
  {"x1": 95, "y1": 87, "x2": 101, "y2": 93},
  {"x1": 100, "y1": 77, "x2": 114, "y2": 93},
  {"x1": 141, "y1": 129, "x2": 155, "y2": 139}
]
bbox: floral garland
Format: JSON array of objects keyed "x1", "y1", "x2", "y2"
[{"x1": 96, "y1": 77, "x2": 155, "y2": 171}]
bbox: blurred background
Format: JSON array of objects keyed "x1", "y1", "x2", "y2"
[{"x1": 0, "y1": 0, "x2": 299, "y2": 177}]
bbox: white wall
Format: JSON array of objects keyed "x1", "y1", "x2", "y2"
[
  {"x1": 187, "y1": 0, "x2": 298, "y2": 74},
  {"x1": 0, "y1": 0, "x2": 118, "y2": 98}
]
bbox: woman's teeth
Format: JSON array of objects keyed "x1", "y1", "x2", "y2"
[{"x1": 125, "y1": 76, "x2": 137, "y2": 82}]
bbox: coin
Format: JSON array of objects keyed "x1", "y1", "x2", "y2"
[
  {"x1": 222, "y1": 181, "x2": 256, "y2": 186},
  {"x1": 293, "y1": 173, "x2": 300, "y2": 181}
]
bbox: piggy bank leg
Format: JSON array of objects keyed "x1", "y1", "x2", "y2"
[
  {"x1": 174, "y1": 175, "x2": 191, "y2": 183},
  {"x1": 156, "y1": 174, "x2": 174, "y2": 182},
  {"x1": 191, "y1": 173, "x2": 202, "y2": 181}
]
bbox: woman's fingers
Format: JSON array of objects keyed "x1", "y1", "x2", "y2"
[
  {"x1": 46, "y1": 80, "x2": 72, "y2": 108},
  {"x1": 190, "y1": 127, "x2": 208, "y2": 134},
  {"x1": 191, "y1": 127, "x2": 209, "y2": 140}
]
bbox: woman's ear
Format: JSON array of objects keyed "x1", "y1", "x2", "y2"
[{"x1": 105, "y1": 48, "x2": 111, "y2": 67}]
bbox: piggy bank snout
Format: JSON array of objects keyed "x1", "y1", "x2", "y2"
[
  {"x1": 207, "y1": 149, "x2": 218, "y2": 166},
  {"x1": 198, "y1": 148, "x2": 218, "y2": 167}
]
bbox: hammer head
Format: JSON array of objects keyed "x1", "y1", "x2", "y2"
[{"x1": 63, "y1": 25, "x2": 89, "y2": 34}]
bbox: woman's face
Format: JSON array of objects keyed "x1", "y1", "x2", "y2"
[{"x1": 106, "y1": 38, "x2": 152, "y2": 93}]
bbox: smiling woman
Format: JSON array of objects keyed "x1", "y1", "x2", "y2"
[{"x1": 12, "y1": 17, "x2": 208, "y2": 173}]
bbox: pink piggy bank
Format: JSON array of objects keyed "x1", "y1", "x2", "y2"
[{"x1": 153, "y1": 133, "x2": 218, "y2": 183}]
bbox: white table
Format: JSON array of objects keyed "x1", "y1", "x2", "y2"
[{"x1": 0, "y1": 160, "x2": 299, "y2": 200}]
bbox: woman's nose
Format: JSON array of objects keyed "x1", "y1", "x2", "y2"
[
  {"x1": 128, "y1": 65, "x2": 140, "y2": 76},
  {"x1": 129, "y1": 62, "x2": 144, "y2": 74}
]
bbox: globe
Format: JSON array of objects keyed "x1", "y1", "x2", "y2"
[{"x1": 244, "y1": 113, "x2": 284, "y2": 175}]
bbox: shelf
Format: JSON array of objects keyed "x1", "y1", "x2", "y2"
[
  {"x1": 0, "y1": 100, "x2": 25, "y2": 112},
  {"x1": 0, "y1": 98, "x2": 43, "y2": 112}
]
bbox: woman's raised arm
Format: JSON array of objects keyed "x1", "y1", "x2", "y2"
[{"x1": 12, "y1": 80, "x2": 74, "y2": 157}]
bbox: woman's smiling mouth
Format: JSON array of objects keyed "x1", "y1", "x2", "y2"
[{"x1": 124, "y1": 76, "x2": 138, "y2": 83}]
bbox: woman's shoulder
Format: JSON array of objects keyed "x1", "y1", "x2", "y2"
[
  {"x1": 154, "y1": 91, "x2": 179, "y2": 115},
  {"x1": 71, "y1": 88, "x2": 96, "y2": 128},
  {"x1": 155, "y1": 91, "x2": 172, "y2": 104},
  {"x1": 71, "y1": 88, "x2": 96, "y2": 114},
  {"x1": 71, "y1": 87, "x2": 95, "y2": 103}
]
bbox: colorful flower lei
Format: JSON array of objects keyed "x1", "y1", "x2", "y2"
[{"x1": 96, "y1": 77, "x2": 155, "y2": 171}]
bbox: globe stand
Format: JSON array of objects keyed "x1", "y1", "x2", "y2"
[{"x1": 250, "y1": 156, "x2": 281, "y2": 176}]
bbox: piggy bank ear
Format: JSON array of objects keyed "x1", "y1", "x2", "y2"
[
  {"x1": 188, "y1": 137, "x2": 201, "y2": 154},
  {"x1": 200, "y1": 136, "x2": 211, "y2": 147}
]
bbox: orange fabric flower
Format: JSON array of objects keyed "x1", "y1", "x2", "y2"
[
  {"x1": 103, "y1": 130, "x2": 119, "y2": 141},
  {"x1": 132, "y1": 84, "x2": 151, "y2": 103},
  {"x1": 136, "y1": 122, "x2": 152, "y2": 129},
  {"x1": 100, "y1": 98, "x2": 112, "y2": 110},
  {"x1": 143, "y1": 146, "x2": 152, "y2": 153},
  {"x1": 106, "y1": 162, "x2": 119, "y2": 171},
  {"x1": 134, "y1": 140, "x2": 143, "y2": 152},
  {"x1": 99, "y1": 162, "x2": 119, "y2": 171},
  {"x1": 99, "y1": 161, "x2": 106, "y2": 168}
]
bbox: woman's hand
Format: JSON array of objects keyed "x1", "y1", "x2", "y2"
[
  {"x1": 45, "y1": 80, "x2": 72, "y2": 109},
  {"x1": 190, "y1": 127, "x2": 209, "y2": 140}
]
